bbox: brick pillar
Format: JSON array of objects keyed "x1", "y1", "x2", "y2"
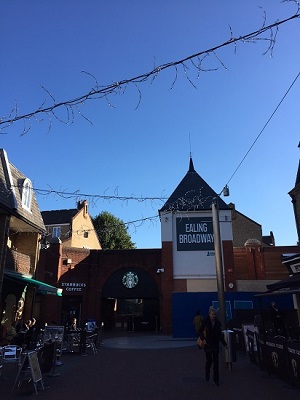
[
  {"x1": 244, "y1": 239, "x2": 264, "y2": 279},
  {"x1": 37, "y1": 239, "x2": 62, "y2": 325},
  {"x1": 253, "y1": 246, "x2": 265, "y2": 280},
  {"x1": 245, "y1": 247, "x2": 257, "y2": 279},
  {"x1": 223, "y1": 240, "x2": 236, "y2": 291},
  {"x1": 161, "y1": 241, "x2": 173, "y2": 335}
]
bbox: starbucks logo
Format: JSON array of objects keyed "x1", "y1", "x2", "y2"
[{"x1": 122, "y1": 271, "x2": 139, "y2": 289}]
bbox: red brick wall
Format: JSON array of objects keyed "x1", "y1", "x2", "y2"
[
  {"x1": 161, "y1": 241, "x2": 173, "y2": 334},
  {"x1": 173, "y1": 280, "x2": 187, "y2": 292},
  {"x1": 223, "y1": 240, "x2": 236, "y2": 291},
  {"x1": 5, "y1": 249, "x2": 31, "y2": 275},
  {"x1": 263, "y1": 246, "x2": 299, "y2": 280},
  {"x1": 37, "y1": 241, "x2": 300, "y2": 329},
  {"x1": 233, "y1": 245, "x2": 299, "y2": 281}
]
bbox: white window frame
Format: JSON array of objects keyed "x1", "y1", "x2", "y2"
[
  {"x1": 22, "y1": 178, "x2": 32, "y2": 210},
  {"x1": 52, "y1": 226, "x2": 61, "y2": 239}
]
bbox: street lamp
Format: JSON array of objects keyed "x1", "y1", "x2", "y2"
[
  {"x1": 212, "y1": 197, "x2": 226, "y2": 330},
  {"x1": 212, "y1": 184, "x2": 230, "y2": 329}
]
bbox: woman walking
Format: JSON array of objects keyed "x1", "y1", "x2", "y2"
[
  {"x1": 193, "y1": 310, "x2": 203, "y2": 335},
  {"x1": 198, "y1": 308, "x2": 227, "y2": 386}
]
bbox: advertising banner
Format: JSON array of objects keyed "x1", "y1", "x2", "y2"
[
  {"x1": 286, "y1": 341, "x2": 300, "y2": 386},
  {"x1": 249, "y1": 334, "x2": 300, "y2": 387},
  {"x1": 258, "y1": 336, "x2": 289, "y2": 380}
]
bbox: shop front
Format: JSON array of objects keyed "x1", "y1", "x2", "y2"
[
  {"x1": 101, "y1": 268, "x2": 160, "y2": 332},
  {"x1": 1, "y1": 270, "x2": 62, "y2": 345}
]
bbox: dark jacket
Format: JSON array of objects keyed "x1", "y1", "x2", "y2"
[{"x1": 199, "y1": 315, "x2": 227, "y2": 351}]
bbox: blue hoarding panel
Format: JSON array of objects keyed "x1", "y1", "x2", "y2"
[{"x1": 172, "y1": 292, "x2": 294, "y2": 338}]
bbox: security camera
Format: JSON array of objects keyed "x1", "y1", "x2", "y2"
[{"x1": 156, "y1": 268, "x2": 165, "y2": 274}]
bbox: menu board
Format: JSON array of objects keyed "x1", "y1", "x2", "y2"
[
  {"x1": 12, "y1": 351, "x2": 44, "y2": 395},
  {"x1": 27, "y1": 351, "x2": 43, "y2": 383}
]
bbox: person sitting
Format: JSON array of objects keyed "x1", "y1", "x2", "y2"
[
  {"x1": 23, "y1": 318, "x2": 37, "y2": 349},
  {"x1": 270, "y1": 302, "x2": 286, "y2": 337},
  {"x1": 69, "y1": 317, "x2": 79, "y2": 331},
  {"x1": 6, "y1": 321, "x2": 18, "y2": 344}
]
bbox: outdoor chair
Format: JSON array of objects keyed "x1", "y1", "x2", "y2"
[
  {"x1": 86, "y1": 334, "x2": 98, "y2": 354},
  {"x1": 1, "y1": 345, "x2": 23, "y2": 368}
]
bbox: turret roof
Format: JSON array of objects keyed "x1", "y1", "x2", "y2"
[{"x1": 159, "y1": 158, "x2": 229, "y2": 213}]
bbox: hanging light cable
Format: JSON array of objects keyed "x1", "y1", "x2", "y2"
[{"x1": 222, "y1": 70, "x2": 300, "y2": 191}]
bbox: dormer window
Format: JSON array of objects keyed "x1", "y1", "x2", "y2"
[
  {"x1": 52, "y1": 226, "x2": 61, "y2": 239},
  {"x1": 22, "y1": 178, "x2": 32, "y2": 210}
]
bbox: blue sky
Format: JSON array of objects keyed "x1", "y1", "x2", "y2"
[{"x1": 0, "y1": 1, "x2": 299, "y2": 248}]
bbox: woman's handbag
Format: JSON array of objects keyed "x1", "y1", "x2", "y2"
[
  {"x1": 197, "y1": 336, "x2": 205, "y2": 349},
  {"x1": 197, "y1": 328, "x2": 206, "y2": 349}
]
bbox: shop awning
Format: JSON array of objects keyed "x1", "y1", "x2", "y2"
[
  {"x1": 255, "y1": 272, "x2": 300, "y2": 297},
  {"x1": 255, "y1": 252, "x2": 300, "y2": 298},
  {"x1": 255, "y1": 287, "x2": 300, "y2": 297},
  {"x1": 4, "y1": 270, "x2": 62, "y2": 296},
  {"x1": 266, "y1": 273, "x2": 300, "y2": 292}
]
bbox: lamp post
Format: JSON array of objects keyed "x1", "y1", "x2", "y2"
[{"x1": 212, "y1": 197, "x2": 226, "y2": 330}]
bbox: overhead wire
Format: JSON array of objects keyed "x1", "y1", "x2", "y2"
[{"x1": 221, "y1": 70, "x2": 300, "y2": 194}]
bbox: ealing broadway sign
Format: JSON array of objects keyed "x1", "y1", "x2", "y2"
[{"x1": 176, "y1": 217, "x2": 214, "y2": 251}]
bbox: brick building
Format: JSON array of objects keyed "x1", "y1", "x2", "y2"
[
  {"x1": 0, "y1": 149, "x2": 61, "y2": 344},
  {"x1": 37, "y1": 158, "x2": 299, "y2": 337}
]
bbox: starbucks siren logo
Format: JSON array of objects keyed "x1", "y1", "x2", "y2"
[{"x1": 122, "y1": 271, "x2": 139, "y2": 289}]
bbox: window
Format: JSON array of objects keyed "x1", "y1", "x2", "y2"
[
  {"x1": 234, "y1": 301, "x2": 253, "y2": 310},
  {"x1": 84, "y1": 203, "x2": 88, "y2": 217},
  {"x1": 84, "y1": 231, "x2": 89, "y2": 238},
  {"x1": 52, "y1": 226, "x2": 61, "y2": 239},
  {"x1": 22, "y1": 179, "x2": 32, "y2": 210}
]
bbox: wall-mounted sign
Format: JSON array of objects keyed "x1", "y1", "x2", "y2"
[
  {"x1": 290, "y1": 263, "x2": 300, "y2": 274},
  {"x1": 122, "y1": 271, "x2": 139, "y2": 289},
  {"x1": 61, "y1": 282, "x2": 87, "y2": 292},
  {"x1": 176, "y1": 217, "x2": 214, "y2": 251},
  {"x1": 212, "y1": 300, "x2": 232, "y2": 321}
]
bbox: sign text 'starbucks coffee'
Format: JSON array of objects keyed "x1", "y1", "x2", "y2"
[{"x1": 176, "y1": 217, "x2": 214, "y2": 251}]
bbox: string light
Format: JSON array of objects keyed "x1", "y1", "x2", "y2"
[{"x1": 0, "y1": 8, "x2": 299, "y2": 134}]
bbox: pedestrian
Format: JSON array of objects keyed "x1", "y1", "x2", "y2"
[
  {"x1": 270, "y1": 302, "x2": 286, "y2": 337},
  {"x1": 193, "y1": 310, "x2": 203, "y2": 335},
  {"x1": 198, "y1": 307, "x2": 227, "y2": 386}
]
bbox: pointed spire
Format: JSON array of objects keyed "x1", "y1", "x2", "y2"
[
  {"x1": 159, "y1": 157, "x2": 229, "y2": 213},
  {"x1": 296, "y1": 143, "x2": 300, "y2": 186},
  {"x1": 188, "y1": 157, "x2": 195, "y2": 172},
  {"x1": 296, "y1": 160, "x2": 300, "y2": 186}
]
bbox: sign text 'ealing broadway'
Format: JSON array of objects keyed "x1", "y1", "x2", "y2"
[{"x1": 176, "y1": 217, "x2": 214, "y2": 251}]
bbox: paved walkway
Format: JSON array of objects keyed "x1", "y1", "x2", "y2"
[
  {"x1": 102, "y1": 333, "x2": 195, "y2": 349},
  {"x1": 1, "y1": 332, "x2": 299, "y2": 399}
]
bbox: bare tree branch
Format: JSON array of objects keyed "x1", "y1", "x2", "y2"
[{"x1": 0, "y1": 9, "x2": 299, "y2": 134}]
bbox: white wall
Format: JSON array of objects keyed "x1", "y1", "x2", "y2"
[{"x1": 161, "y1": 209, "x2": 233, "y2": 279}]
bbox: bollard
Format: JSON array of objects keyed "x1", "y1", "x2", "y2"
[
  {"x1": 223, "y1": 329, "x2": 237, "y2": 371},
  {"x1": 80, "y1": 329, "x2": 87, "y2": 356}
]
